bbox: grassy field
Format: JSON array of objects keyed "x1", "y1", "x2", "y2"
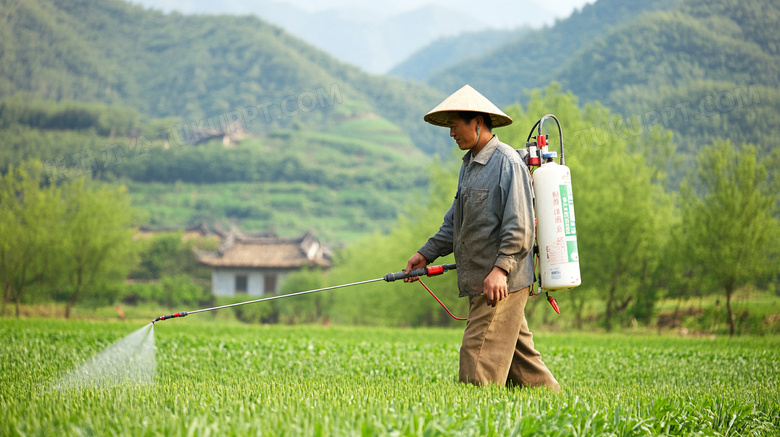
[{"x1": 2, "y1": 318, "x2": 778, "y2": 436}]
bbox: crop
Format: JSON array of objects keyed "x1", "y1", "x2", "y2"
[{"x1": 2, "y1": 318, "x2": 778, "y2": 435}]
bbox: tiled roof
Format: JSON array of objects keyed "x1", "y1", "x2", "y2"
[{"x1": 196, "y1": 231, "x2": 331, "y2": 269}]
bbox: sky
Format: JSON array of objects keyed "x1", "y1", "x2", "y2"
[
  {"x1": 265, "y1": 0, "x2": 592, "y2": 18},
  {"x1": 132, "y1": 0, "x2": 595, "y2": 26}
]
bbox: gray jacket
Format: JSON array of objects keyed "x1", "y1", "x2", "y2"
[{"x1": 418, "y1": 135, "x2": 535, "y2": 297}]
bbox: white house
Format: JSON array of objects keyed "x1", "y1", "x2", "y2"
[{"x1": 196, "y1": 230, "x2": 331, "y2": 297}]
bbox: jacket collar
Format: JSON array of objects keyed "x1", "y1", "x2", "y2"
[{"x1": 463, "y1": 135, "x2": 499, "y2": 165}]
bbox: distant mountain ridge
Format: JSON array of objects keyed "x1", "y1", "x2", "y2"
[
  {"x1": 0, "y1": 0, "x2": 449, "y2": 154},
  {"x1": 428, "y1": 0, "x2": 683, "y2": 107},
  {"x1": 128, "y1": 0, "x2": 557, "y2": 74}
]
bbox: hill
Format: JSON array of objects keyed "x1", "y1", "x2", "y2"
[
  {"x1": 554, "y1": 0, "x2": 780, "y2": 103},
  {"x1": 0, "y1": 0, "x2": 449, "y2": 155},
  {"x1": 555, "y1": 0, "x2": 780, "y2": 156},
  {"x1": 429, "y1": 0, "x2": 780, "y2": 164},
  {"x1": 428, "y1": 0, "x2": 682, "y2": 107}
]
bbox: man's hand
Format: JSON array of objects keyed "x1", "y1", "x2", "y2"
[
  {"x1": 483, "y1": 266, "x2": 508, "y2": 306},
  {"x1": 404, "y1": 252, "x2": 429, "y2": 283}
]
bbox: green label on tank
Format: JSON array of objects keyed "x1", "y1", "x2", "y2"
[
  {"x1": 560, "y1": 184, "x2": 576, "y2": 236},
  {"x1": 567, "y1": 240, "x2": 579, "y2": 263}
]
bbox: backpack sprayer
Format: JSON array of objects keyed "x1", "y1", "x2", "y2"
[
  {"x1": 152, "y1": 264, "x2": 459, "y2": 323},
  {"x1": 519, "y1": 114, "x2": 582, "y2": 314}
]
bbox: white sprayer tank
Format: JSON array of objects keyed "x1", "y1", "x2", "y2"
[{"x1": 533, "y1": 157, "x2": 581, "y2": 290}]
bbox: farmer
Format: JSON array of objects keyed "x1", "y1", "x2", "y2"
[{"x1": 404, "y1": 85, "x2": 559, "y2": 389}]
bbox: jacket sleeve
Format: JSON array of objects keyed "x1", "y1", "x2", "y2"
[{"x1": 494, "y1": 159, "x2": 535, "y2": 274}]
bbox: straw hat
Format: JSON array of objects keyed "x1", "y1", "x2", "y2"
[{"x1": 424, "y1": 84, "x2": 512, "y2": 128}]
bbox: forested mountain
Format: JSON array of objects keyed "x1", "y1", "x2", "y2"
[
  {"x1": 428, "y1": 0, "x2": 682, "y2": 106},
  {"x1": 0, "y1": 0, "x2": 448, "y2": 154},
  {"x1": 429, "y1": 0, "x2": 780, "y2": 162},
  {"x1": 557, "y1": 1, "x2": 780, "y2": 103},
  {"x1": 556, "y1": 0, "x2": 780, "y2": 156}
]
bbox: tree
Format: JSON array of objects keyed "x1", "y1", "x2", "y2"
[
  {"x1": 58, "y1": 178, "x2": 139, "y2": 318},
  {"x1": 680, "y1": 140, "x2": 779, "y2": 336},
  {"x1": 129, "y1": 232, "x2": 209, "y2": 280},
  {"x1": 0, "y1": 160, "x2": 62, "y2": 316}
]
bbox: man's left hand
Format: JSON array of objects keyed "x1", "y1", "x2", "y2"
[{"x1": 483, "y1": 266, "x2": 508, "y2": 307}]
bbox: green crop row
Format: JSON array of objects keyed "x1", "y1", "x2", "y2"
[{"x1": 2, "y1": 319, "x2": 778, "y2": 436}]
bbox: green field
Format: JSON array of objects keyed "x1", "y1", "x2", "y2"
[{"x1": 2, "y1": 319, "x2": 778, "y2": 436}]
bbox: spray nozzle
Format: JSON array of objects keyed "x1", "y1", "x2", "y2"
[{"x1": 546, "y1": 293, "x2": 560, "y2": 314}]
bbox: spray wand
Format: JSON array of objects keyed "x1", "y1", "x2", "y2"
[{"x1": 152, "y1": 264, "x2": 458, "y2": 323}]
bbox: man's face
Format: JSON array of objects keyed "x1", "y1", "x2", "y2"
[{"x1": 448, "y1": 115, "x2": 478, "y2": 151}]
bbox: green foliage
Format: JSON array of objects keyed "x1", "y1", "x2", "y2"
[
  {"x1": 0, "y1": 95, "x2": 141, "y2": 135},
  {"x1": 0, "y1": 159, "x2": 62, "y2": 316},
  {"x1": 435, "y1": 0, "x2": 778, "y2": 111},
  {"x1": 678, "y1": 0, "x2": 780, "y2": 56},
  {"x1": 113, "y1": 118, "x2": 430, "y2": 243},
  {"x1": 129, "y1": 233, "x2": 210, "y2": 281},
  {"x1": 3, "y1": 0, "x2": 778, "y2": 329},
  {"x1": 56, "y1": 178, "x2": 139, "y2": 318},
  {"x1": 552, "y1": 0, "x2": 780, "y2": 178},
  {"x1": 120, "y1": 276, "x2": 211, "y2": 309},
  {"x1": 158, "y1": 275, "x2": 211, "y2": 309},
  {"x1": 612, "y1": 81, "x2": 780, "y2": 170},
  {"x1": 1, "y1": 320, "x2": 778, "y2": 435},
  {"x1": 0, "y1": 158, "x2": 140, "y2": 317},
  {"x1": 677, "y1": 294, "x2": 780, "y2": 336},
  {"x1": 113, "y1": 128, "x2": 426, "y2": 187},
  {"x1": 120, "y1": 282, "x2": 162, "y2": 306},
  {"x1": 679, "y1": 140, "x2": 780, "y2": 335}
]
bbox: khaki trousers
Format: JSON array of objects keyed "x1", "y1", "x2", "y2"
[{"x1": 459, "y1": 288, "x2": 560, "y2": 389}]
